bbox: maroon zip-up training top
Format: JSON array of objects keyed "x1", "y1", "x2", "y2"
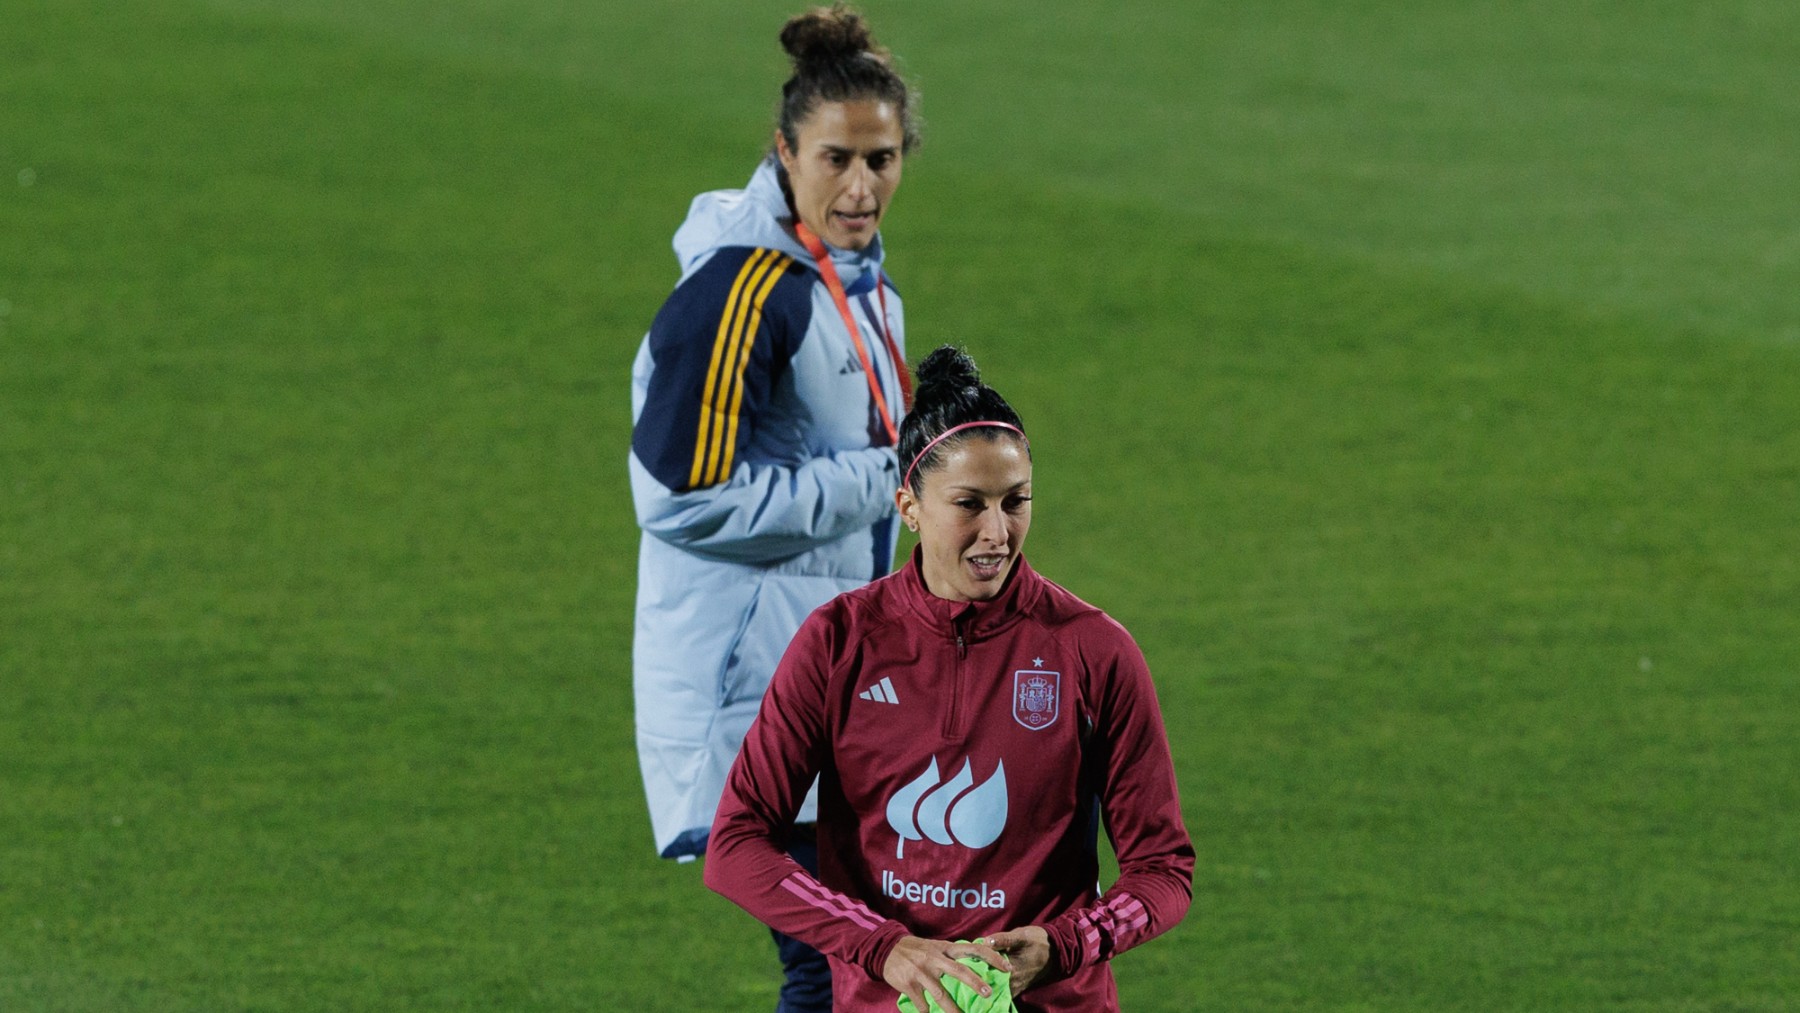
[{"x1": 706, "y1": 551, "x2": 1194, "y2": 1011}]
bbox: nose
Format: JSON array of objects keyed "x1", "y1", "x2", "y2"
[
  {"x1": 978, "y1": 505, "x2": 1009, "y2": 548},
  {"x1": 845, "y1": 161, "x2": 874, "y2": 203}
]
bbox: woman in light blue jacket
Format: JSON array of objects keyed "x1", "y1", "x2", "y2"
[{"x1": 628, "y1": 6, "x2": 916, "y2": 1009}]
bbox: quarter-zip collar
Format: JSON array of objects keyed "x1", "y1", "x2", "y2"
[{"x1": 895, "y1": 546, "x2": 1042, "y2": 644}]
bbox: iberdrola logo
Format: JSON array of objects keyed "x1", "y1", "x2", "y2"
[{"x1": 884, "y1": 756, "x2": 1007, "y2": 859}]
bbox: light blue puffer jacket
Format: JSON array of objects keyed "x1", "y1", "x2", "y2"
[{"x1": 629, "y1": 158, "x2": 907, "y2": 858}]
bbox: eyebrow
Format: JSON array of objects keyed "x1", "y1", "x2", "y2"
[{"x1": 946, "y1": 482, "x2": 1031, "y2": 495}]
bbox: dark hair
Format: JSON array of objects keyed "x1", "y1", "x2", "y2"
[
  {"x1": 899, "y1": 345, "x2": 1028, "y2": 493},
  {"x1": 777, "y1": 4, "x2": 920, "y2": 154}
]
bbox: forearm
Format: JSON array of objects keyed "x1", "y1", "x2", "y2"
[
  {"x1": 703, "y1": 621, "x2": 912, "y2": 976},
  {"x1": 1044, "y1": 625, "x2": 1195, "y2": 973},
  {"x1": 631, "y1": 447, "x2": 899, "y2": 564},
  {"x1": 705, "y1": 811, "x2": 910, "y2": 974},
  {"x1": 1041, "y1": 850, "x2": 1193, "y2": 972}
]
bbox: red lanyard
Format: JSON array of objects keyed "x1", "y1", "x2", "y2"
[{"x1": 795, "y1": 222, "x2": 912, "y2": 444}]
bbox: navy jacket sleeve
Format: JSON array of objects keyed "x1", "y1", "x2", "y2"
[{"x1": 630, "y1": 247, "x2": 900, "y2": 564}]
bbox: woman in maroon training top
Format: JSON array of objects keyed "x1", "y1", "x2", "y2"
[{"x1": 706, "y1": 346, "x2": 1194, "y2": 1012}]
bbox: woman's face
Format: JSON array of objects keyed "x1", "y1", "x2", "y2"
[
  {"x1": 898, "y1": 436, "x2": 1033, "y2": 603},
  {"x1": 776, "y1": 98, "x2": 904, "y2": 251}
]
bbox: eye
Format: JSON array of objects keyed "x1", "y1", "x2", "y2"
[
  {"x1": 868, "y1": 152, "x2": 893, "y2": 172},
  {"x1": 827, "y1": 151, "x2": 850, "y2": 168},
  {"x1": 955, "y1": 499, "x2": 981, "y2": 512},
  {"x1": 1005, "y1": 495, "x2": 1032, "y2": 512}
]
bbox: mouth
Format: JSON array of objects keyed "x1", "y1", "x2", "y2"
[
  {"x1": 965, "y1": 553, "x2": 1009, "y2": 581},
  {"x1": 833, "y1": 208, "x2": 878, "y2": 231}
]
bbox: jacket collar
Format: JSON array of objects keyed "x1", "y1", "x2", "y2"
[
  {"x1": 671, "y1": 158, "x2": 886, "y2": 293},
  {"x1": 896, "y1": 546, "x2": 1042, "y2": 642}
]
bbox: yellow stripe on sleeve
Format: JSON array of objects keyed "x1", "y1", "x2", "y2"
[
  {"x1": 688, "y1": 249, "x2": 774, "y2": 490},
  {"x1": 715, "y1": 254, "x2": 792, "y2": 481},
  {"x1": 700, "y1": 250, "x2": 785, "y2": 486},
  {"x1": 689, "y1": 249, "x2": 793, "y2": 488}
]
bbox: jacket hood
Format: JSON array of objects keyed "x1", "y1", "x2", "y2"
[{"x1": 671, "y1": 157, "x2": 887, "y2": 292}]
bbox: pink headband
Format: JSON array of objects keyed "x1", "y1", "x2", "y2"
[{"x1": 901, "y1": 421, "x2": 1029, "y2": 491}]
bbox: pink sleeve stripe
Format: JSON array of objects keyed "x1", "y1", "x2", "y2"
[
  {"x1": 1075, "y1": 892, "x2": 1151, "y2": 964},
  {"x1": 1079, "y1": 921, "x2": 1103, "y2": 965},
  {"x1": 780, "y1": 873, "x2": 886, "y2": 933},
  {"x1": 1109, "y1": 893, "x2": 1150, "y2": 934}
]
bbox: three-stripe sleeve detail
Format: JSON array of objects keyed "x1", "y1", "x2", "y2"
[
  {"x1": 688, "y1": 248, "x2": 791, "y2": 489},
  {"x1": 779, "y1": 872, "x2": 886, "y2": 932}
]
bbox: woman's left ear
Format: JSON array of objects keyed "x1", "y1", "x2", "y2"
[{"x1": 774, "y1": 129, "x2": 795, "y2": 172}]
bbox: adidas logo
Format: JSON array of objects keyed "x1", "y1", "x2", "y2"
[{"x1": 859, "y1": 677, "x2": 899, "y2": 705}]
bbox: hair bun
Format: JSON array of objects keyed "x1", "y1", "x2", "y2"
[
  {"x1": 897, "y1": 345, "x2": 1027, "y2": 491},
  {"x1": 914, "y1": 345, "x2": 981, "y2": 399},
  {"x1": 780, "y1": 4, "x2": 883, "y2": 70}
]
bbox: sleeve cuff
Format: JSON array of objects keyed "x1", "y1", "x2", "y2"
[
  {"x1": 1043, "y1": 917, "x2": 1084, "y2": 976},
  {"x1": 858, "y1": 920, "x2": 913, "y2": 981}
]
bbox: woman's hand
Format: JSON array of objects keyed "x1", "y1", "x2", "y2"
[
  {"x1": 984, "y1": 925, "x2": 1052, "y2": 996},
  {"x1": 882, "y1": 935, "x2": 1012, "y2": 1013}
]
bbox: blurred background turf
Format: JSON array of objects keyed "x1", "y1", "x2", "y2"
[{"x1": 2, "y1": 1, "x2": 1796, "y2": 1009}]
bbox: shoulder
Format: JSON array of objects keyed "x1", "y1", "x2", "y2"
[
  {"x1": 797, "y1": 571, "x2": 908, "y2": 650},
  {"x1": 652, "y1": 246, "x2": 817, "y2": 344},
  {"x1": 780, "y1": 588, "x2": 883, "y2": 686},
  {"x1": 823, "y1": 568, "x2": 909, "y2": 628},
  {"x1": 1027, "y1": 569, "x2": 1143, "y2": 655},
  {"x1": 1027, "y1": 569, "x2": 1107, "y2": 627}
]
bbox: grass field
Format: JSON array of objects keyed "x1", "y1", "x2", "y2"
[{"x1": 4, "y1": 1, "x2": 1798, "y2": 1009}]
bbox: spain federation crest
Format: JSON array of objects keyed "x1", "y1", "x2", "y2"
[{"x1": 1012, "y1": 669, "x2": 1061, "y2": 731}]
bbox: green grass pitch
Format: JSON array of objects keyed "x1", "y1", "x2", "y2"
[{"x1": 3, "y1": 1, "x2": 1798, "y2": 1009}]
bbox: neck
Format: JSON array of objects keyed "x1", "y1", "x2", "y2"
[{"x1": 795, "y1": 219, "x2": 876, "y2": 262}]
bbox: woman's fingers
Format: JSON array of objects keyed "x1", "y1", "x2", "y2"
[
  {"x1": 886, "y1": 935, "x2": 997, "y2": 1012},
  {"x1": 923, "y1": 977, "x2": 963, "y2": 1013},
  {"x1": 900, "y1": 984, "x2": 941, "y2": 1013},
  {"x1": 986, "y1": 925, "x2": 1052, "y2": 995},
  {"x1": 914, "y1": 946, "x2": 990, "y2": 1003},
  {"x1": 968, "y1": 936, "x2": 1013, "y2": 972}
]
